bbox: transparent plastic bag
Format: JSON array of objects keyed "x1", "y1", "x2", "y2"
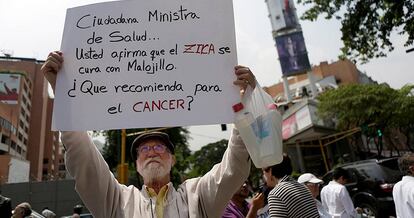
[{"x1": 234, "y1": 82, "x2": 283, "y2": 168}]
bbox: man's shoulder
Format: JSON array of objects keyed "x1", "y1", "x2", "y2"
[{"x1": 269, "y1": 180, "x2": 300, "y2": 196}]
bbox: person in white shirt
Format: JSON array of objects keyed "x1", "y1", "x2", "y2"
[
  {"x1": 393, "y1": 153, "x2": 414, "y2": 218},
  {"x1": 298, "y1": 173, "x2": 330, "y2": 218},
  {"x1": 320, "y1": 167, "x2": 361, "y2": 218}
]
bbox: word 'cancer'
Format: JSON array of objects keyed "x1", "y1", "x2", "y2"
[{"x1": 132, "y1": 99, "x2": 185, "y2": 112}]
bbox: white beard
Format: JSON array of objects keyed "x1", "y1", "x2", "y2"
[{"x1": 137, "y1": 157, "x2": 172, "y2": 183}]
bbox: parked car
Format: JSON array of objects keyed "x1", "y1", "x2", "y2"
[{"x1": 322, "y1": 158, "x2": 403, "y2": 218}]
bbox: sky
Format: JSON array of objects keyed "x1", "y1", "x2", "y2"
[{"x1": 1, "y1": 0, "x2": 413, "y2": 151}]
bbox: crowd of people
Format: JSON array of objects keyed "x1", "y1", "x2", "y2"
[{"x1": 0, "y1": 52, "x2": 410, "y2": 217}]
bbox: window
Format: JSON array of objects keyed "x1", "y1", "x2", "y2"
[
  {"x1": 18, "y1": 133, "x2": 23, "y2": 141},
  {"x1": 17, "y1": 145, "x2": 21, "y2": 154},
  {"x1": 1, "y1": 135, "x2": 8, "y2": 144},
  {"x1": 11, "y1": 141, "x2": 16, "y2": 149},
  {"x1": 43, "y1": 158, "x2": 49, "y2": 164}
]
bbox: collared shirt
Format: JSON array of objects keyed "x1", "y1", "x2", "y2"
[
  {"x1": 315, "y1": 198, "x2": 330, "y2": 218},
  {"x1": 393, "y1": 175, "x2": 414, "y2": 218},
  {"x1": 146, "y1": 185, "x2": 169, "y2": 218},
  {"x1": 222, "y1": 200, "x2": 250, "y2": 218},
  {"x1": 268, "y1": 175, "x2": 319, "y2": 218},
  {"x1": 320, "y1": 180, "x2": 357, "y2": 218}
]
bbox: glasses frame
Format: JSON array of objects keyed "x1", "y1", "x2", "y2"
[{"x1": 137, "y1": 144, "x2": 169, "y2": 155}]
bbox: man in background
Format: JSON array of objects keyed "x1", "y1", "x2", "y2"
[
  {"x1": 320, "y1": 167, "x2": 361, "y2": 217},
  {"x1": 222, "y1": 181, "x2": 264, "y2": 218},
  {"x1": 12, "y1": 202, "x2": 31, "y2": 218},
  {"x1": 266, "y1": 155, "x2": 319, "y2": 218},
  {"x1": 393, "y1": 153, "x2": 414, "y2": 217},
  {"x1": 298, "y1": 173, "x2": 329, "y2": 218}
]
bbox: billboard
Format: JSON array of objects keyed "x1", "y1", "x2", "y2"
[
  {"x1": 282, "y1": 105, "x2": 312, "y2": 139},
  {"x1": 266, "y1": 0, "x2": 299, "y2": 32},
  {"x1": 275, "y1": 31, "x2": 311, "y2": 76},
  {"x1": 0, "y1": 73, "x2": 20, "y2": 104}
]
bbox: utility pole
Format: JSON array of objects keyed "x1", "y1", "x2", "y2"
[{"x1": 119, "y1": 129, "x2": 127, "y2": 184}]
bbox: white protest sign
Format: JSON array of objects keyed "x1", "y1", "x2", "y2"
[{"x1": 53, "y1": 0, "x2": 241, "y2": 131}]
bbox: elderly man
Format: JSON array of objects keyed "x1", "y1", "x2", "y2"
[
  {"x1": 42, "y1": 51, "x2": 255, "y2": 217},
  {"x1": 393, "y1": 153, "x2": 414, "y2": 218},
  {"x1": 298, "y1": 173, "x2": 329, "y2": 218}
]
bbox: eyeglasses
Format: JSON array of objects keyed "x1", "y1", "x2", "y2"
[{"x1": 137, "y1": 144, "x2": 168, "y2": 155}]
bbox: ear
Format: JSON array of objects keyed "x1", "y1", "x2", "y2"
[
  {"x1": 409, "y1": 165, "x2": 414, "y2": 174},
  {"x1": 171, "y1": 155, "x2": 176, "y2": 166}
]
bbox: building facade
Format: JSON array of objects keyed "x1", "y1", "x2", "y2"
[
  {"x1": 264, "y1": 59, "x2": 376, "y2": 101},
  {"x1": 0, "y1": 56, "x2": 63, "y2": 183},
  {"x1": 263, "y1": 59, "x2": 377, "y2": 175}
]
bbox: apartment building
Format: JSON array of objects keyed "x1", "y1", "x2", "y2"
[{"x1": 0, "y1": 56, "x2": 63, "y2": 183}]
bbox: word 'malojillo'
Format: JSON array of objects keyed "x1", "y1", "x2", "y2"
[{"x1": 127, "y1": 58, "x2": 175, "y2": 74}]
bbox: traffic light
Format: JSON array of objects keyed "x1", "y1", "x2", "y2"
[{"x1": 377, "y1": 129, "x2": 383, "y2": 137}]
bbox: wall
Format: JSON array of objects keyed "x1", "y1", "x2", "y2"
[{"x1": 0, "y1": 180, "x2": 87, "y2": 216}]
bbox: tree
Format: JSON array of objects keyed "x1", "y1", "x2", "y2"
[
  {"x1": 391, "y1": 84, "x2": 414, "y2": 151},
  {"x1": 186, "y1": 139, "x2": 228, "y2": 178},
  {"x1": 317, "y1": 83, "x2": 414, "y2": 155},
  {"x1": 186, "y1": 139, "x2": 263, "y2": 189},
  {"x1": 297, "y1": 0, "x2": 414, "y2": 63},
  {"x1": 101, "y1": 127, "x2": 191, "y2": 187}
]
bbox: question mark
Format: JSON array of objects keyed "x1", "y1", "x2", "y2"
[{"x1": 186, "y1": 95, "x2": 194, "y2": 111}]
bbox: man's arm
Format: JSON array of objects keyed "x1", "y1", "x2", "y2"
[
  {"x1": 62, "y1": 131, "x2": 124, "y2": 218},
  {"x1": 41, "y1": 52, "x2": 125, "y2": 217},
  {"x1": 196, "y1": 128, "x2": 251, "y2": 217},
  {"x1": 339, "y1": 186, "x2": 357, "y2": 217}
]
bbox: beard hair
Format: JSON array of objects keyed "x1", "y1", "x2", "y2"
[{"x1": 138, "y1": 157, "x2": 172, "y2": 183}]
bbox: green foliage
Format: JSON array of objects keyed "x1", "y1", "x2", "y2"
[
  {"x1": 186, "y1": 139, "x2": 264, "y2": 189},
  {"x1": 317, "y1": 83, "x2": 398, "y2": 129},
  {"x1": 297, "y1": 0, "x2": 414, "y2": 63},
  {"x1": 101, "y1": 127, "x2": 191, "y2": 186},
  {"x1": 186, "y1": 139, "x2": 228, "y2": 178},
  {"x1": 317, "y1": 83, "x2": 414, "y2": 149}
]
